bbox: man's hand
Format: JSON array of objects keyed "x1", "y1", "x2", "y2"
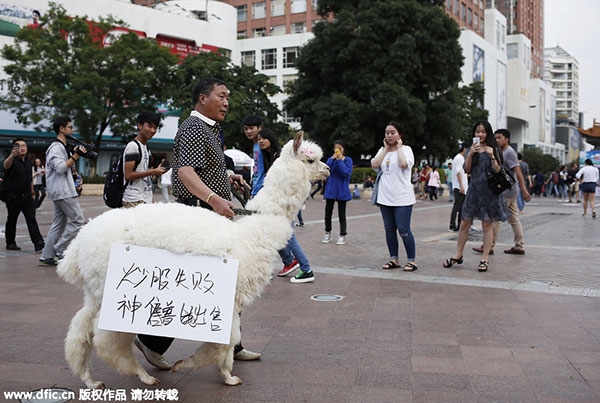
[
  {"x1": 460, "y1": 187, "x2": 465, "y2": 195},
  {"x1": 229, "y1": 173, "x2": 249, "y2": 192},
  {"x1": 522, "y1": 188, "x2": 532, "y2": 202},
  {"x1": 208, "y1": 195, "x2": 235, "y2": 218},
  {"x1": 152, "y1": 166, "x2": 168, "y2": 176}
]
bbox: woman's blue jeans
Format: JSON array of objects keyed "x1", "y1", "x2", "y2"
[
  {"x1": 279, "y1": 221, "x2": 311, "y2": 273},
  {"x1": 379, "y1": 205, "x2": 416, "y2": 261}
]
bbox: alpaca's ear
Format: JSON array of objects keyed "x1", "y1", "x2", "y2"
[{"x1": 293, "y1": 131, "x2": 303, "y2": 155}]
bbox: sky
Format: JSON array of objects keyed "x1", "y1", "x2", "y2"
[{"x1": 545, "y1": 0, "x2": 600, "y2": 128}]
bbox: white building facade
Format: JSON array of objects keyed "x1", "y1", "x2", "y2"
[{"x1": 544, "y1": 46, "x2": 579, "y2": 126}]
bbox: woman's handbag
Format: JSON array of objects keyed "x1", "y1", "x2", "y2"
[
  {"x1": 370, "y1": 170, "x2": 383, "y2": 205},
  {"x1": 486, "y1": 166, "x2": 515, "y2": 195}
]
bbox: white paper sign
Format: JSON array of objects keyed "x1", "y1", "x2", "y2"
[{"x1": 98, "y1": 243, "x2": 239, "y2": 345}]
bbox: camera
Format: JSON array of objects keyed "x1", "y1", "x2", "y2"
[{"x1": 65, "y1": 135, "x2": 98, "y2": 161}]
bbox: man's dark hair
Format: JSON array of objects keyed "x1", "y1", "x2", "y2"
[
  {"x1": 242, "y1": 114, "x2": 262, "y2": 127},
  {"x1": 137, "y1": 111, "x2": 160, "y2": 127},
  {"x1": 192, "y1": 78, "x2": 227, "y2": 106},
  {"x1": 585, "y1": 158, "x2": 593, "y2": 166},
  {"x1": 517, "y1": 152, "x2": 523, "y2": 159},
  {"x1": 12, "y1": 138, "x2": 26, "y2": 145},
  {"x1": 53, "y1": 116, "x2": 71, "y2": 134},
  {"x1": 495, "y1": 128, "x2": 511, "y2": 140}
]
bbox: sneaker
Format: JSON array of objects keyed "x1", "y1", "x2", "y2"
[
  {"x1": 38, "y1": 257, "x2": 57, "y2": 266},
  {"x1": 234, "y1": 348, "x2": 262, "y2": 361},
  {"x1": 134, "y1": 336, "x2": 172, "y2": 370},
  {"x1": 54, "y1": 253, "x2": 64, "y2": 261},
  {"x1": 290, "y1": 270, "x2": 315, "y2": 284},
  {"x1": 6, "y1": 243, "x2": 21, "y2": 251},
  {"x1": 321, "y1": 232, "x2": 331, "y2": 244},
  {"x1": 278, "y1": 259, "x2": 300, "y2": 277},
  {"x1": 295, "y1": 222, "x2": 304, "y2": 227},
  {"x1": 336, "y1": 236, "x2": 346, "y2": 245}
]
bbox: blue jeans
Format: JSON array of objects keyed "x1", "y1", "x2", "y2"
[
  {"x1": 447, "y1": 181, "x2": 453, "y2": 201},
  {"x1": 517, "y1": 188, "x2": 525, "y2": 211},
  {"x1": 279, "y1": 221, "x2": 311, "y2": 273},
  {"x1": 379, "y1": 205, "x2": 416, "y2": 261}
]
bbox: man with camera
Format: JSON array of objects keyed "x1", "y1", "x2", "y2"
[
  {"x1": 39, "y1": 116, "x2": 86, "y2": 266},
  {"x1": 3, "y1": 138, "x2": 44, "y2": 252}
]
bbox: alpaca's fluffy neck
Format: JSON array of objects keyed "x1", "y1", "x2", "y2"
[{"x1": 245, "y1": 158, "x2": 310, "y2": 222}]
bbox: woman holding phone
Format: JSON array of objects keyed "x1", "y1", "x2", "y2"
[
  {"x1": 443, "y1": 120, "x2": 506, "y2": 272},
  {"x1": 371, "y1": 121, "x2": 418, "y2": 271}
]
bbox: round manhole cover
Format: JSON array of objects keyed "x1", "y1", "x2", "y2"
[
  {"x1": 311, "y1": 294, "x2": 344, "y2": 301},
  {"x1": 21, "y1": 388, "x2": 75, "y2": 403}
]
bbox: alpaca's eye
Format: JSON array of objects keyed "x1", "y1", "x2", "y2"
[{"x1": 307, "y1": 159, "x2": 314, "y2": 164}]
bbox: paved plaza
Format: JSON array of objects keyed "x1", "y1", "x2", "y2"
[{"x1": 1, "y1": 191, "x2": 600, "y2": 402}]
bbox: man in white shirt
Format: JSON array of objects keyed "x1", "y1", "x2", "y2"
[
  {"x1": 122, "y1": 111, "x2": 167, "y2": 208},
  {"x1": 449, "y1": 144, "x2": 467, "y2": 231}
]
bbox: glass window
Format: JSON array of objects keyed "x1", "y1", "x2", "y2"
[
  {"x1": 241, "y1": 50, "x2": 255, "y2": 67},
  {"x1": 312, "y1": 0, "x2": 318, "y2": 10},
  {"x1": 446, "y1": 0, "x2": 451, "y2": 10},
  {"x1": 454, "y1": 0, "x2": 459, "y2": 15},
  {"x1": 283, "y1": 47, "x2": 299, "y2": 67},
  {"x1": 474, "y1": 13, "x2": 478, "y2": 31},
  {"x1": 461, "y1": 3, "x2": 466, "y2": 21},
  {"x1": 271, "y1": 25, "x2": 286, "y2": 36},
  {"x1": 480, "y1": 17, "x2": 484, "y2": 33},
  {"x1": 507, "y1": 43, "x2": 518, "y2": 59},
  {"x1": 291, "y1": 0, "x2": 307, "y2": 14},
  {"x1": 237, "y1": 5, "x2": 247, "y2": 22},
  {"x1": 253, "y1": 2, "x2": 266, "y2": 19},
  {"x1": 282, "y1": 74, "x2": 298, "y2": 89},
  {"x1": 261, "y1": 48, "x2": 277, "y2": 70},
  {"x1": 292, "y1": 22, "x2": 306, "y2": 33},
  {"x1": 467, "y1": 8, "x2": 472, "y2": 25},
  {"x1": 271, "y1": 0, "x2": 285, "y2": 17},
  {"x1": 253, "y1": 27, "x2": 266, "y2": 37},
  {"x1": 237, "y1": 30, "x2": 247, "y2": 39},
  {"x1": 267, "y1": 75, "x2": 277, "y2": 85}
]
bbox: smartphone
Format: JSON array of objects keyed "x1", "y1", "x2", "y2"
[
  {"x1": 472, "y1": 137, "x2": 480, "y2": 146},
  {"x1": 161, "y1": 159, "x2": 170, "y2": 169}
]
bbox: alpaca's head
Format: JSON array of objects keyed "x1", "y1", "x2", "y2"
[
  {"x1": 245, "y1": 132, "x2": 329, "y2": 219},
  {"x1": 279, "y1": 132, "x2": 330, "y2": 182}
]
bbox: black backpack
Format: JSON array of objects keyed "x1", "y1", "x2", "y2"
[{"x1": 103, "y1": 140, "x2": 143, "y2": 208}]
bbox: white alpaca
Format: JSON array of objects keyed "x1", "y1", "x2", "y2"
[{"x1": 57, "y1": 134, "x2": 329, "y2": 388}]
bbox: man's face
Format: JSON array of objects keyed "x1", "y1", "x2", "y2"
[
  {"x1": 138, "y1": 122, "x2": 158, "y2": 141},
  {"x1": 244, "y1": 125, "x2": 261, "y2": 141},
  {"x1": 61, "y1": 121, "x2": 74, "y2": 137},
  {"x1": 495, "y1": 133, "x2": 508, "y2": 148},
  {"x1": 199, "y1": 84, "x2": 229, "y2": 122},
  {"x1": 13, "y1": 140, "x2": 27, "y2": 157}
]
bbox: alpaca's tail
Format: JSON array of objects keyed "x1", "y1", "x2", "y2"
[{"x1": 56, "y1": 239, "x2": 84, "y2": 288}]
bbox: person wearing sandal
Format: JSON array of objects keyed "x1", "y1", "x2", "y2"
[
  {"x1": 371, "y1": 121, "x2": 418, "y2": 272},
  {"x1": 443, "y1": 121, "x2": 507, "y2": 272},
  {"x1": 576, "y1": 159, "x2": 598, "y2": 218}
]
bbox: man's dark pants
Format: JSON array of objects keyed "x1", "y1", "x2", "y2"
[
  {"x1": 450, "y1": 189, "x2": 465, "y2": 229},
  {"x1": 5, "y1": 194, "x2": 43, "y2": 246},
  {"x1": 138, "y1": 197, "x2": 244, "y2": 355}
]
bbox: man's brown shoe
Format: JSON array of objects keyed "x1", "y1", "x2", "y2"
[
  {"x1": 472, "y1": 246, "x2": 494, "y2": 255},
  {"x1": 504, "y1": 247, "x2": 525, "y2": 255}
]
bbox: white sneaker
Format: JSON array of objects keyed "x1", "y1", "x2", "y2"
[
  {"x1": 321, "y1": 232, "x2": 331, "y2": 244},
  {"x1": 336, "y1": 236, "x2": 346, "y2": 245},
  {"x1": 134, "y1": 336, "x2": 172, "y2": 370}
]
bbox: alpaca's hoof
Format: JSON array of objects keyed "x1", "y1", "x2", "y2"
[
  {"x1": 225, "y1": 376, "x2": 242, "y2": 386},
  {"x1": 171, "y1": 360, "x2": 185, "y2": 373},
  {"x1": 140, "y1": 374, "x2": 160, "y2": 386},
  {"x1": 85, "y1": 381, "x2": 105, "y2": 389}
]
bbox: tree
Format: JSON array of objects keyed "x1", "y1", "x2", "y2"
[
  {"x1": 1, "y1": 3, "x2": 178, "y2": 165},
  {"x1": 170, "y1": 52, "x2": 289, "y2": 154},
  {"x1": 522, "y1": 147, "x2": 560, "y2": 174},
  {"x1": 286, "y1": 0, "x2": 467, "y2": 163}
]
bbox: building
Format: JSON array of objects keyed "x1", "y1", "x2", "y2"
[
  {"x1": 544, "y1": 46, "x2": 579, "y2": 126},
  {"x1": 443, "y1": 0, "x2": 486, "y2": 37},
  {"x1": 487, "y1": 0, "x2": 544, "y2": 79}
]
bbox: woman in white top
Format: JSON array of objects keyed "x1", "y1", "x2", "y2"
[
  {"x1": 371, "y1": 121, "x2": 417, "y2": 271},
  {"x1": 576, "y1": 158, "x2": 599, "y2": 218}
]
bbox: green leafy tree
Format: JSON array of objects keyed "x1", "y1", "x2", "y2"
[
  {"x1": 170, "y1": 52, "x2": 288, "y2": 154},
  {"x1": 286, "y1": 0, "x2": 466, "y2": 163},
  {"x1": 522, "y1": 147, "x2": 560, "y2": 174},
  {"x1": 1, "y1": 3, "x2": 178, "y2": 168}
]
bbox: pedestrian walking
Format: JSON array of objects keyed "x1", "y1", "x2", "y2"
[
  {"x1": 443, "y1": 120, "x2": 506, "y2": 272},
  {"x1": 242, "y1": 114, "x2": 264, "y2": 198},
  {"x1": 567, "y1": 163, "x2": 580, "y2": 203},
  {"x1": 3, "y1": 138, "x2": 44, "y2": 252},
  {"x1": 322, "y1": 141, "x2": 353, "y2": 245},
  {"x1": 576, "y1": 159, "x2": 598, "y2": 218},
  {"x1": 446, "y1": 162, "x2": 453, "y2": 202},
  {"x1": 32, "y1": 158, "x2": 46, "y2": 208},
  {"x1": 449, "y1": 143, "x2": 467, "y2": 231},
  {"x1": 427, "y1": 166, "x2": 440, "y2": 200},
  {"x1": 371, "y1": 121, "x2": 417, "y2": 272},
  {"x1": 39, "y1": 116, "x2": 86, "y2": 266}
]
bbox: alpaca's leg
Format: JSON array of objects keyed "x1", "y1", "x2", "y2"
[
  {"x1": 171, "y1": 342, "x2": 220, "y2": 371},
  {"x1": 65, "y1": 301, "x2": 104, "y2": 389},
  {"x1": 94, "y1": 330, "x2": 159, "y2": 386},
  {"x1": 217, "y1": 345, "x2": 241, "y2": 386}
]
